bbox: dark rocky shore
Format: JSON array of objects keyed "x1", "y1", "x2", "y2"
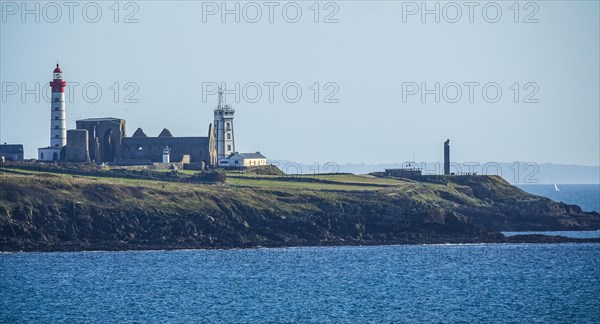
[{"x1": 1, "y1": 172, "x2": 599, "y2": 252}]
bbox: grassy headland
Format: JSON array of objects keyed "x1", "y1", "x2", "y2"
[{"x1": 1, "y1": 164, "x2": 599, "y2": 252}]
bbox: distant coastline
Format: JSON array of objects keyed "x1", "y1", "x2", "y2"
[
  {"x1": 269, "y1": 161, "x2": 600, "y2": 185},
  {"x1": 517, "y1": 184, "x2": 600, "y2": 213}
]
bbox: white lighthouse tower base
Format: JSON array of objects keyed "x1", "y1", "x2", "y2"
[{"x1": 38, "y1": 147, "x2": 63, "y2": 162}]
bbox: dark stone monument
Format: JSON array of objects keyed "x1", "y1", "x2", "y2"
[{"x1": 444, "y1": 139, "x2": 450, "y2": 175}]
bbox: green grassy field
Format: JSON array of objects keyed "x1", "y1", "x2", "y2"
[
  {"x1": 0, "y1": 166, "x2": 473, "y2": 201},
  {"x1": 2, "y1": 166, "x2": 411, "y2": 192},
  {"x1": 224, "y1": 173, "x2": 406, "y2": 191},
  {"x1": 0, "y1": 167, "x2": 190, "y2": 190}
]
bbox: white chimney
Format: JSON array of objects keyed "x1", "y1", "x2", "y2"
[{"x1": 162, "y1": 146, "x2": 170, "y2": 163}]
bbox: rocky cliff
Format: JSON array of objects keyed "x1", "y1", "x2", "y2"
[{"x1": 1, "y1": 171, "x2": 598, "y2": 252}]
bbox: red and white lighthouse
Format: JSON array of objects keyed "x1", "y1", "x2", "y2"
[
  {"x1": 38, "y1": 64, "x2": 67, "y2": 161},
  {"x1": 50, "y1": 64, "x2": 67, "y2": 148}
]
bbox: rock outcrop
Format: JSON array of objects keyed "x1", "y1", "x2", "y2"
[{"x1": 0, "y1": 173, "x2": 598, "y2": 252}]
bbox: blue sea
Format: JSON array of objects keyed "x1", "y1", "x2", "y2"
[
  {"x1": 1, "y1": 244, "x2": 599, "y2": 323},
  {"x1": 2, "y1": 184, "x2": 599, "y2": 322}
]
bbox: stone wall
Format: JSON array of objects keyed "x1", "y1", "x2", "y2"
[
  {"x1": 122, "y1": 137, "x2": 212, "y2": 165},
  {"x1": 66, "y1": 129, "x2": 89, "y2": 162},
  {"x1": 76, "y1": 118, "x2": 126, "y2": 163}
]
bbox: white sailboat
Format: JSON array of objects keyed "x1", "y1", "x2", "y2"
[{"x1": 554, "y1": 183, "x2": 560, "y2": 192}]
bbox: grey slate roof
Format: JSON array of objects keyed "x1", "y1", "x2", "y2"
[
  {"x1": 230, "y1": 152, "x2": 266, "y2": 159},
  {"x1": 0, "y1": 144, "x2": 24, "y2": 154},
  {"x1": 132, "y1": 128, "x2": 148, "y2": 138},
  {"x1": 158, "y1": 128, "x2": 173, "y2": 138},
  {"x1": 77, "y1": 117, "x2": 123, "y2": 122}
]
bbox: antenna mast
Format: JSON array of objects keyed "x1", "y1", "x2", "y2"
[{"x1": 217, "y1": 86, "x2": 223, "y2": 109}]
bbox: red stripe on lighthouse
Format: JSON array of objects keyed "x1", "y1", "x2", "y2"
[{"x1": 50, "y1": 80, "x2": 66, "y2": 93}]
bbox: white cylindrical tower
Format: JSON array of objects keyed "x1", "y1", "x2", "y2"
[
  {"x1": 50, "y1": 64, "x2": 67, "y2": 148},
  {"x1": 213, "y1": 87, "x2": 235, "y2": 164}
]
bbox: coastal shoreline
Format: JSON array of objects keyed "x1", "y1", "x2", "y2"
[{"x1": 3, "y1": 235, "x2": 600, "y2": 253}]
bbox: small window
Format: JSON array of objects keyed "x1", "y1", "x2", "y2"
[
  {"x1": 54, "y1": 116, "x2": 59, "y2": 120},
  {"x1": 227, "y1": 145, "x2": 231, "y2": 151},
  {"x1": 54, "y1": 126, "x2": 59, "y2": 129},
  {"x1": 54, "y1": 107, "x2": 59, "y2": 111},
  {"x1": 55, "y1": 135, "x2": 59, "y2": 139},
  {"x1": 54, "y1": 98, "x2": 59, "y2": 102},
  {"x1": 54, "y1": 144, "x2": 59, "y2": 147},
  {"x1": 226, "y1": 133, "x2": 231, "y2": 139},
  {"x1": 40, "y1": 153, "x2": 44, "y2": 159}
]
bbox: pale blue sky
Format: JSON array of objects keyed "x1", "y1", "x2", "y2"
[{"x1": 1, "y1": 1, "x2": 598, "y2": 165}]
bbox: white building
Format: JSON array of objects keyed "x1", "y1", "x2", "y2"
[
  {"x1": 38, "y1": 64, "x2": 67, "y2": 161},
  {"x1": 213, "y1": 87, "x2": 235, "y2": 164},
  {"x1": 222, "y1": 152, "x2": 267, "y2": 167}
]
